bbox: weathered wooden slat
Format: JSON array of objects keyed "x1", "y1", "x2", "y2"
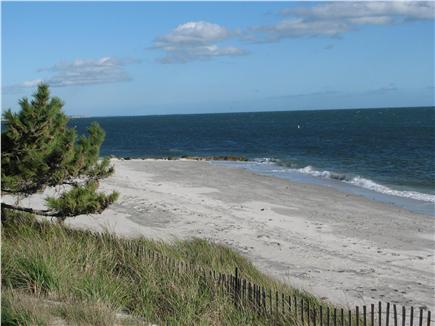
[
  {"x1": 363, "y1": 306, "x2": 367, "y2": 326},
  {"x1": 282, "y1": 292, "x2": 285, "y2": 313},
  {"x1": 411, "y1": 307, "x2": 414, "y2": 326},
  {"x1": 308, "y1": 302, "x2": 311, "y2": 326},
  {"x1": 288, "y1": 295, "x2": 291, "y2": 314},
  {"x1": 387, "y1": 303, "x2": 390, "y2": 326},
  {"x1": 379, "y1": 302, "x2": 382, "y2": 326},
  {"x1": 371, "y1": 304, "x2": 375, "y2": 326},
  {"x1": 341, "y1": 308, "x2": 344, "y2": 326},
  {"x1": 327, "y1": 306, "x2": 330, "y2": 326},
  {"x1": 295, "y1": 296, "x2": 298, "y2": 319},
  {"x1": 402, "y1": 306, "x2": 406, "y2": 326},
  {"x1": 262, "y1": 287, "x2": 266, "y2": 311},
  {"x1": 320, "y1": 305, "x2": 323, "y2": 326},
  {"x1": 357, "y1": 306, "x2": 360, "y2": 326},
  {"x1": 276, "y1": 291, "x2": 279, "y2": 316}
]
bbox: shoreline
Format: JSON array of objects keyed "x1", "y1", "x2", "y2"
[
  {"x1": 8, "y1": 158, "x2": 435, "y2": 310},
  {"x1": 113, "y1": 156, "x2": 435, "y2": 216}
]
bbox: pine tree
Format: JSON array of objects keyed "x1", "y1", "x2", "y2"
[{"x1": 1, "y1": 83, "x2": 118, "y2": 221}]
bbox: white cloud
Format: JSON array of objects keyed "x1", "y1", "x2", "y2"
[
  {"x1": 4, "y1": 57, "x2": 140, "y2": 91},
  {"x1": 348, "y1": 16, "x2": 393, "y2": 25},
  {"x1": 155, "y1": 21, "x2": 231, "y2": 46},
  {"x1": 39, "y1": 57, "x2": 139, "y2": 87},
  {"x1": 153, "y1": 21, "x2": 246, "y2": 63},
  {"x1": 256, "y1": 18, "x2": 349, "y2": 40},
  {"x1": 21, "y1": 79, "x2": 44, "y2": 88},
  {"x1": 252, "y1": 1, "x2": 435, "y2": 42},
  {"x1": 288, "y1": 2, "x2": 435, "y2": 21}
]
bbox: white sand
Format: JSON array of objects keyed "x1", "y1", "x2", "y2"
[{"x1": 8, "y1": 159, "x2": 435, "y2": 310}]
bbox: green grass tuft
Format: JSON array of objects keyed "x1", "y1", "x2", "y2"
[
  {"x1": 1, "y1": 290, "x2": 48, "y2": 326},
  {"x1": 1, "y1": 214, "x2": 329, "y2": 325}
]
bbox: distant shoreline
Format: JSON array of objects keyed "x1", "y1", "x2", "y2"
[{"x1": 69, "y1": 105, "x2": 435, "y2": 120}]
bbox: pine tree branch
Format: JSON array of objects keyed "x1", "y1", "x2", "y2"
[{"x1": 1, "y1": 202, "x2": 59, "y2": 217}]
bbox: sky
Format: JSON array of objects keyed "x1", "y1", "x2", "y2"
[{"x1": 2, "y1": 1, "x2": 434, "y2": 117}]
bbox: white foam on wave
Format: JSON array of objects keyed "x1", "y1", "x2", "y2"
[
  {"x1": 295, "y1": 165, "x2": 435, "y2": 203},
  {"x1": 297, "y1": 166, "x2": 348, "y2": 181},
  {"x1": 347, "y1": 176, "x2": 435, "y2": 203}
]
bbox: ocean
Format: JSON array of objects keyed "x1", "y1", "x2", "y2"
[{"x1": 70, "y1": 107, "x2": 435, "y2": 215}]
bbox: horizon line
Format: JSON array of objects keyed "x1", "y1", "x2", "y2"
[{"x1": 68, "y1": 105, "x2": 435, "y2": 120}]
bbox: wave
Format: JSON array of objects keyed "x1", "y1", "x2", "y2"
[
  {"x1": 251, "y1": 160, "x2": 435, "y2": 204},
  {"x1": 295, "y1": 166, "x2": 435, "y2": 203},
  {"x1": 346, "y1": 176, "x2": 435, "y2": 203},
  {"x1": 297, "y1": 166, "x2": 351, "y2": 181}
]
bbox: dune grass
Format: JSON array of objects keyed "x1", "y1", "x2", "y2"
[{"x1": 1, "y1": 212, "x2": 325, "y2": 325}]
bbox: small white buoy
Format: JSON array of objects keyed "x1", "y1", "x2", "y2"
[{"x1": 297, "y1": 124, "x2": 301, "y2": 129}]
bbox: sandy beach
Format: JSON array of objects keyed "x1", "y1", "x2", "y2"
[{"x1": 11, "y1": 159, "x2": 435, "y2": 310}]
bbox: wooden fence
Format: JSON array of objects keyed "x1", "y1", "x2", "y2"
[
  {"x1": 226, "y1": 267, "x2": 432, "y2": 326},
  {"x1": 121, "y1": 239, "x2": 432, "y2": 326}
]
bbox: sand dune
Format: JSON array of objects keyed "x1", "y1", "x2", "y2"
[{"x1": 10, "y1": 159, "x2": 435, "y2": 310}]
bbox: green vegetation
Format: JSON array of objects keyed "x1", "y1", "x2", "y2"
[
  {"x1": 1, "y1": 214, "x2": 324, "y2": 325},
  {"x1": 1, "y1": 84, "x2": 117, "y2": 221},
  {"x1": 1, "y1": 84, "x2": 326, "y2": 324}
]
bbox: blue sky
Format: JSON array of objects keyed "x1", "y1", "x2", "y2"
[{"x1": 2, "y1": 1, "x2": 434, "y2": 116}]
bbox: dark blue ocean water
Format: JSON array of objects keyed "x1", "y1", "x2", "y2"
[{"x1": 70, "y1": 107, "x2": 435, "y2": 211}]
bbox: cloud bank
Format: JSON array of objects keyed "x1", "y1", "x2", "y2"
[
  {"x1": 252, "y1": 1, "x2": 435, "y2": 41},
  {"x1": 152, "y1": 2, "x2": 434, "y2": 62},
  {"x1": 152, "y1": 21, "x2": 247, "y2": 63},
  {"x1": 5, "y1": 57, "x2": 139, "y2": 91}
]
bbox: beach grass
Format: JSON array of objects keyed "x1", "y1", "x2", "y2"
[{"x1": 1, "y1": 212, "x2": 324, "y2": 325}]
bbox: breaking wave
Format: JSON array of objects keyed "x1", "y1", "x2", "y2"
[
  {"x1": 250, "y1": 159, "x2": 435, "y2": 204},
  {"x1": 294, "y1": 165, "x2": 435, "y2": 203}
]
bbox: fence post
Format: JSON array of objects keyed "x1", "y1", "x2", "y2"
[
  {"x1": 243, "y1": 279, "x2": 246, "y2": 304},
  {"x1": 276, "y1": 291, "x2": 279, "y2": 318},
  {"x1": 282, "y1": 293, "x2": 285, "y2": 314},
  {"x1": 419, "y1": 308, "x2": 423, "y2": 326},
  {"x1": 357, "y1": 306, "x2": 360, "y2": 326},
  {"x1": 363, "y1": 306, "x2": 367, "y2": 326},
  {"x1": 379, "y1": 302, "x2": 382, "y2": 326},
  {"x1": 320, "y1": 305, "x2": 323, "y2": 326},
  {"x1": 393, "y1": 305, "x2": 397, "y2": 326},
  {"x1": 402, "y1": 307, "x2": 406, "y2": 326},
  {"x1": 262, "y1": 287, "x2": 266, "y2": 313},
  {"x1": 295, "y1": 296, "x2": 298, "y2": 320},
  {"x1": 255, "y1": 285, "x2": 259, "y2": 310},
  {"x1": 327, "y1": 306, "x2": 330, "y2": 326},
  {"x1": 371, "y1": 304, "x2": 375, "y2": 326},
  {"x1": 308, "y1": 302, "x2": 310, "y2": 326},
  {"x1": 386, "y1": 303, "x2": 390, "y2": 326},
  {"x1": 411, "y1": 307, "x2": 414, "y2": 326}
]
